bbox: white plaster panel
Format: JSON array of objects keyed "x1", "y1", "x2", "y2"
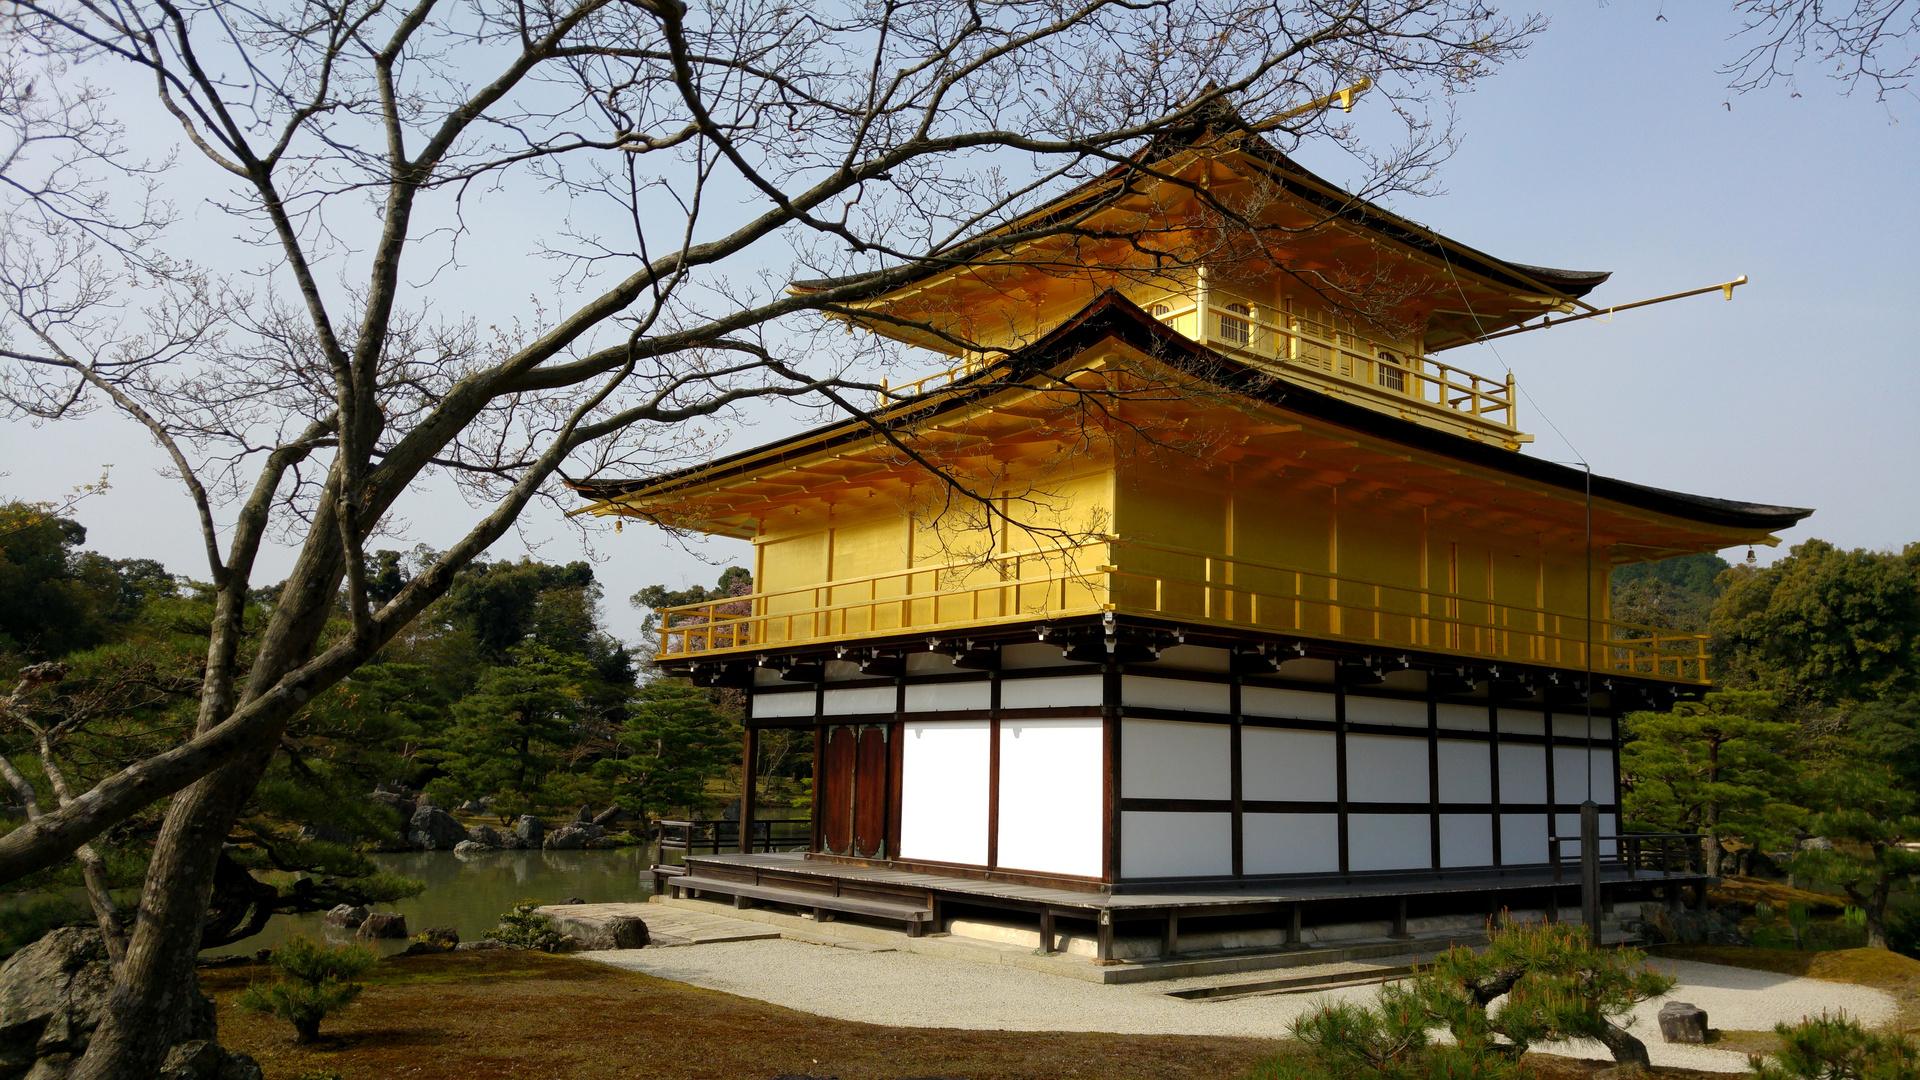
[
  {"x1": 1241, "y1": 686, "x2": 1336, "y2": 721},
  {"x1": 1346, "y1": 696, "x2": 1429, "y2": 728},
  {"x1": 1155, "y1": 645, "x2": 1231, "y2": 672},
  {"x1": 1436, "y1": 739, "x2": 1491, "y2": 803},
  {"x1": 1348, "y1": 814, "x2": 1433, "y2": 872},
  {"x1": 1499, "y1": 710, "x2": 1546, "y2": 735},
  {"x1": 1592, "y1": 752, "x2": 1616, "y2": 804},
  {"x1": 1346, "y1": 734, "x2": 1430, "y2": 804},
  {"x1": 1553, "y1": 813, "x2": 1621, "y2": 858},
  {"x1": 1439, "y1": 814, "x2": 1494, "y2": 868},
  {"x1": 1500, "y1": 813, "x2": 1550, "y2": 865},
  {"x1": 899, "y1": 720, "x2": 989, "y2": 866},
  {"x1": 1553, "y1": 746, "x2": 1601, "y2": 804},
  {"x1": 997, "y1": 718, "x2": 1104, "y2": 877},
  {"x1": 1242, "y1": 813, "x2": 1340, "y2": 875},
  {"x1": 1124, "y1": 675, "x2": 1231, "y2": 714},
  {"x1": 904, "y1": 681, "x2": 990, "y2": 713},
  {"x1": 1242, "y1": 727, "x2": 1338, "y2": 803},
  {"x1": 1436, "y1": 703, "x2": 1490, "y2": 731},
  {"x1": 1497, "y1": 743, "x2": 1548, "y2": 804},
  {"x1": 822, "y1": 686, "x2": 898, "y2": 716},
  {"x1": 1553, "y1": 714, "x2": 1607, "y2": 739},
  {"x1": 1121, "y1": 719, "x2": 1230, "y2": 799},
  {"x1": 751, "y1": 691, "x2": 816, "y2": 719},
  {"x1": 1120, "y1": 812, "x2": 1232, "y2": 879},
  {"x1": 1000, "y1": 675, "x2": 1103, "y2": 710}
]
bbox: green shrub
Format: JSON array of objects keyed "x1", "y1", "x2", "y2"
[
  {"x1": 236, "y1": 935, "x2": 379, "y2": 1043},
  {"x1": 1252, "y1": 920, "x2": 1675, "y2": 1079},
  {"x1": 1751, "y1": 1012, "x2": 1918, "y2": 1080},
  {"x1": 483, "y1": 898, "x2": 562, "y2": 951}
]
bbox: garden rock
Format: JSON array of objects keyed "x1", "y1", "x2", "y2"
[
  {"x1": 454, "y1": 940, "x2": 507, "y2": 951},
  {"x1": 1627, "y1": 906, "x2": 1748, "y2": 946},
  {"x1": 466, "y1": 824, "x2": 502, "y2": 847},
  {"x1": 0, "y1": 927, "x2": 261, "y2": 1080},
  {"x1": 582, "y1": 916, "x2": 650, "y2": 951},
  {"x1": 574, "y1": 804, "x2": 594, "y2": 823},
  {"x1": 460, "y1": 799, "x2": 487, "y2": 814},
  {"x1": 370, "y1": 788, "x2": 416, "y2": 827},
  {"x1": 514, "y1": 815, "x2": 544, "y2": 847},
  {"x1": 543, "y1": 825, "x2": 591, "y2": 850},
  {"x1": 323, "y1": 904, "x2": 370, "y2": 929},
  {"x1": 452, "y1": 840, "x2": 489, "y2": 855},
  {"x1": 298, "y1": 822, "x2": 353, "y2": 846},
  {"x1": 356, "y1": 912, "x2": 409, "y2": 940},
  {"x1": 1657, "y1": 1001, "x2": 1709, "y2": 1044},
  {"x1": 398, "y1": 927, "x2": 460, "y2": 956},
  {"x1": 408, "y1": 805, "x2": 467, "y2": 850}
]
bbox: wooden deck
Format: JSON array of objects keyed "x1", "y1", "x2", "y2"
[{"x1": 678, "y1": 851, "x2": 1698, "y2": 913}]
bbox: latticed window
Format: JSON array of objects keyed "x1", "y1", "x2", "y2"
[
  {"x1": 1376, "y1": 349, "x2": 1405, "y2": 391},
  {"x1": 1218, "y1": 302, "x2": 1252, "y2": 346},
  {"x1": 1150, "y1": 303, "x2": 1170, "y2": 317}
]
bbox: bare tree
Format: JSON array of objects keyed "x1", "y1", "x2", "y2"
[
  {"x1": 0, "y1": 0, "x2": 1539, "y2": 1073},
  {"x1": 1727, "y1": 0, "x2": 1919, "y2": 99}
]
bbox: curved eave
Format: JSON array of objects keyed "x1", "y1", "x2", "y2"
[{"x1": 572, "y1": 292, "x2": 1810, "y2": 537}]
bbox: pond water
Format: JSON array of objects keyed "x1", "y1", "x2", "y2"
[{"x1": 215, "y1": 846, "x2": 670, "y2": 955}]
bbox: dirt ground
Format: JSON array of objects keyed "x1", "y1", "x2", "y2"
[
  {"x1": 205, "y1": 950, "x2": 1759, "y2": 1080},
  {"x1": 204, "y1": 950, "x2": 1285, "y2": 1080}
]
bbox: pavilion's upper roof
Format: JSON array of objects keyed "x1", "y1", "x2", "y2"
[{"x1": 788, "y1": 98, "x2": 1612, "y2": 351}]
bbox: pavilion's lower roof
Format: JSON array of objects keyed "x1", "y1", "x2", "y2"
[{"x1": 569, "y1": 291, "x2": 1811, "y2": 538}]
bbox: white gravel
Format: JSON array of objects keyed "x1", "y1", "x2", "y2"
[{"x1": 586, "y1": 941, "x2": 1895, "y2": 1072}]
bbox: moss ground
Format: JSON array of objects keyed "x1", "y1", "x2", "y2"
[{"x1": 204, "y1": 950, "x2": 1285, "y2": 1080}]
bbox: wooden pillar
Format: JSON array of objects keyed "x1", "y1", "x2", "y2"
[
  {"x1": 1163, "y1": 911, "x2": 1180, "y2": 958},
  {"x1": 1039, "y1": 908, "x2": 1056, "y2": 955},
  {"x1": 1391, "y1": 896, "x2": 1410, "y2": 939},
  {"x1": 1581, "y1": 799, "x2": 1602, "y2": 947},
  {"x1": 739, "y1": 725, "x2": 759, "y2": 854},
  {"x1": 1096, "y1": 910, "x2": 1116, "y2": 964},
  {"x1": 1287, "y1": 903, "x2": 1303, "y2": 946}
]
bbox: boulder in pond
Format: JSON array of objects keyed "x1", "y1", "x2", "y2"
[
  {"x1": 452, "y1": 840, "x2": 488, "y2": 855},
  {"x1": 370, "y1": 788, "x2": 417, "y2": 826},
  {"x1": 543, "y1": 824, "x2": 590, "y2": 850},
  {"x1": 0, "y1": 927, "x2": 263, "y2": 1080},
  {"x1": 514, "y1": 814, "x2": 544, "y2": 847},
  {"x1": 466, "y1": 824, "x2": 502, "y2": 847},
  {"x1": 356, "y1": 912, "x2": 409, "y2": 940},
  {"x1": 407, "y1": 805, "x2": 466, "y2": 851},
  {"x1": 323, "y1": 903, "x2": 370, "y2": 929},
  {"x1": 398, "y1": 926, "x2": 460, "y2": 956}
]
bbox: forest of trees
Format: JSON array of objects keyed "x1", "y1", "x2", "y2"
[
  {"x1": 0, "y1": 499, "x2": 788, "y2": 953},
  {"x1": 1616, "y1": 540, "x2": 1920, "y2": 952},
  {"x1": 5, "y1": 494, "x2": 1919, "y2": 955}
]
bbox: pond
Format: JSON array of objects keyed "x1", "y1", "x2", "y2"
[{"x1": 215, "y1": 846, "x2": 671, "y2": 955}]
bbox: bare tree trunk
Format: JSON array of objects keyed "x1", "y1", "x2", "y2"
[
  {"x1": 1592, "y1": 1020, "x2": 1652, "y2": 1071},
  {"x1": 69, "y1": 745, "x2": 278, "y2": 1080}
]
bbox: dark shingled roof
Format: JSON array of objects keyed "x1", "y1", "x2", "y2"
[
  {"x1": 790, "y1": 106, "x2": 1612, "y2": 306},
  {"x1": 571, "y1": 291, "x2": 1811, "y2": 535}
]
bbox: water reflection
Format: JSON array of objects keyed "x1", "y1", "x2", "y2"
[{"x1": 215, "y1": 845, "x2": 666, "y2": 955}]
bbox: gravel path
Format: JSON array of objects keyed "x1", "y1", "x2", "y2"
[{"x1": 586, "y1": 940, "x2": 1894, "y2": 1072}]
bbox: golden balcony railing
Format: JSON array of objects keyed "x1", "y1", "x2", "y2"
[
  {"x1": 1149, "y1": 294, "x2": 1522, "y2": 441},
  {"x1": 653, "y1": 538, "x2": 1710, "y2": 684}
]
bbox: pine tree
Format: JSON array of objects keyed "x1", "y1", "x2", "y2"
[
  {"x1": 421, "y1": 643, "x2": 591, "y2": 815},
  {"x1": 1792, "y1": 766, "x2": 1920, "y2": 950},
  {"x1": 1622, "y1": 690, "x2": 1803, "y2": 881},
  {"x1": 603, "y1": 681, "x2": 738, "y2": 823}
]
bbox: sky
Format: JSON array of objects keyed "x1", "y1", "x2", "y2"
[{"x1": 2, "y1": 0, "x2": 1915, "y2": 646}]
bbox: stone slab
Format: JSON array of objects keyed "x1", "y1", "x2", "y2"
[{"x1": 536, "y1": 902, "x2": 781, "y2": 947}]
